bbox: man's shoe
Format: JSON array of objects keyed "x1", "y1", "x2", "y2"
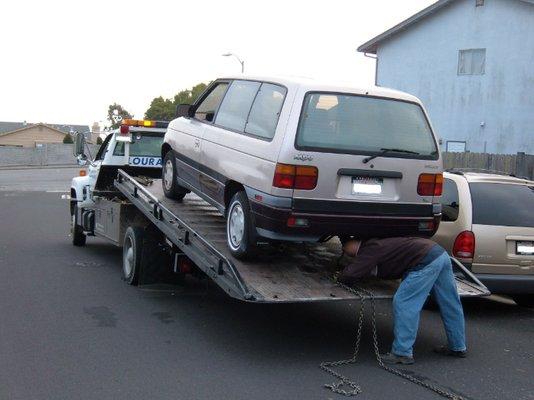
[
  {"x1": 380, "y1": 352, "x2": 415, "y2": 365},
  {"x1": 434, "y1": 346, "x2": 467, "y2": 358}
]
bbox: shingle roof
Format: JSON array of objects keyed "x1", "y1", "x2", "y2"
[
  {"x1": 358, "y1": 0, "x2": 534, "y2": 54},
  {"x1": 0, "y1": 121, "x2": 91, "y2": 137}
]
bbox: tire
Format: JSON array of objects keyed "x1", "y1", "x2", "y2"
[
  {"x1": 71, "y1": 203, "x2": 86, "y2": 247},
  {"x1": 122, "y1": 226, "x2": 144, "y2": 286},
  {"x1": 226, "y1": 191, "x2": 257, "y2": 259},
  {"x1": 162, "y1": 150, "x2": 188, "y2": 200},
  {"x1": 511, "y1": 295, "x2": 534, "y2": 308}
]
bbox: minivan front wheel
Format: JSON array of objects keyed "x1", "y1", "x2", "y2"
[
  {"x1": 162, "y1": 150, "x2": 188, "y2": 200},
  {"x1": 226, "y1": 191, "x2": 257, "y2": 259}
]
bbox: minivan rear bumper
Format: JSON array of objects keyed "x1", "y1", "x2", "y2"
[
  {"x1": 475, "y1": 274, "x2": 534, "y2": 294},
  {"x1": 248, "y1": 193, "x2": 441, "y2": 241}
]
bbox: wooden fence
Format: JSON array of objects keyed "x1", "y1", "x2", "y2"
[{"x1": 442, "y1": 152, "x2": 534, "y2": 180}]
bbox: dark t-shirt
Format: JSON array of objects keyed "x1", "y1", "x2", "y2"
[{"x1": 340, "y1": 237, "x2": 443, "y2": 283}]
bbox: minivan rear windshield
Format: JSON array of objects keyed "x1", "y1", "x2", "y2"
[
  {"x1": 470, "y1": 182, "x2": 534, "y2": 227},
  {"x1": 295, "y1": 92, "x2": 438, "y2": 158}
]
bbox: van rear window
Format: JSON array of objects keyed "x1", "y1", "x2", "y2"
[
  {"x1": 470, "y1": 182, "x2": 534, "y2": 227},
  {"x1": 295, "y1": 93, "x2": 438, "y2": 158}
]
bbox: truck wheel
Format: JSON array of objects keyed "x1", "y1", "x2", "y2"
[
  {"x1": 71, "y1": 203, "x2": 86, "y2": 247},
  {"x1": 226, "y1": 191, "x2": 257, "y2": 259},
  {"x1": 162, "y1": 150, "x2": 188, "y2": 200},
  {"x1": 512, "y1": 295, "x2": 534, "y2": 308},
  {"x1": 123, "y1": 226, "x2": 144, "y2": 286}
]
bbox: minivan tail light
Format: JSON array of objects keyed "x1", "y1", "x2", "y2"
[
  {"x1": 295, "y1": 166, "x2": 318, "y2": 190},
  {"x1": 418, "y1": 173, "x2": 443, "y2": 196},
  {"x1": 273, "y1": 164, "x2": 318, "y2": 190},
  {"x1": 273, "y1": 164, "x2": 296, "y2": 189},
  {"x1": 453, "y1": 231, "x2": 475, "y2": 259}
]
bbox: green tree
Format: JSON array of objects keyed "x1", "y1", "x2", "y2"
[
  {"x1": 144, "y1": 96, "x2": 175, "y2": 121},
  {"x1": 144, "y1": 82, "x2": 208, "y2": 121},
  {"x1": 107, "y1": 103, "x2": 133, "y2": 130},
  {"x1": 63, "y1": 133, "x2": 74, "y2": 144}
]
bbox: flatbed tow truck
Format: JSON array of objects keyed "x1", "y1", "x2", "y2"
[
  {"x1": 70, "y1": 120, "x2": 489, "y2": 398},
  {"x1": 70, "y1": 121, "x2": 489, "y2": 303}
]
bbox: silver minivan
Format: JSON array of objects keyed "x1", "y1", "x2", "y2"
[{"x1": 162, "y1": 76, "x2": 443, "y2": 258}]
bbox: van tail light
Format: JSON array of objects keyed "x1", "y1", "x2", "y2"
[
  {"x1": 453, "y1": 231, "x2": 475, "y2": 259},
  {"x1": 418, "y1": 173, "x2": 443, "y2": 196},
  {"x1": 273, "y1": 164, "x2": 318, "y2": 190},
  {"x1": 273, "y1": 164, "x2": 296, "y2": 189}
]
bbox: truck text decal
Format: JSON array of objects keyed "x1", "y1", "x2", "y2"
[{"x1": 129, "y1": 156, "x2": 162, "y2": 167}]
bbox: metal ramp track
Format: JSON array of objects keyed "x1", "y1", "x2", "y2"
[{"x1": 115, "y1": 170, "x2": 489, "y2": 303}]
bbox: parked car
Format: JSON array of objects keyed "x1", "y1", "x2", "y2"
[
  {"x1": 162, "y1": 76, "x2": 443, "y2": 258},
  {"x1": 433, "y1": 170, "x2": 534, "y2": 307}
]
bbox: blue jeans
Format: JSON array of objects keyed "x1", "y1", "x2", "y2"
[{"x1": 391, "y1": 252, "x2": 466, "y2": 357}]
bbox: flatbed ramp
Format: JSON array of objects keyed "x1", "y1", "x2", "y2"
[{"x1": 115, "y1": 170, "x2": 489, "y2": 303}]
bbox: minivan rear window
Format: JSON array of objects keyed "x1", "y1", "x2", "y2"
[
  {"x1": 470, "y1": 183, "x2": 534, "y2": 227},
  {"x1": 296, "y1": 92, "x2": 438, "y2": 158}
]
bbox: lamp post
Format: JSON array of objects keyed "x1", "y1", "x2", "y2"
[{"x1": 222, "y1": 53, "x2": 245, "y2": 73}]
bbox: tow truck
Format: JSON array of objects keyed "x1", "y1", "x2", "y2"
[{"x1": 69, "y1": 119, "x2": 488, "y2": 302}]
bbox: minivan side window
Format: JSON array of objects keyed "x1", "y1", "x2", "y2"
[
  {"x1": 245, "y1": 83, "x2": 287, "y2": 140},
  {"x1": 194, "y1": 83, "x2": 229, "y2": 122},
  {"x1": 215, "y1": 80, "x2": 260, "y2": 132},
  {"x1": 441, "y1": 178, "x2": 460, "y2": 222}
]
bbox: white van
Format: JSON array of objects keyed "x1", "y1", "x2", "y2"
[{"x1": 162, "y1": 76, "x2": 443, "y2": 258}]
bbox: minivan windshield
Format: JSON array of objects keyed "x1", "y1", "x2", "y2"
[
  {"x1": 296, "y1": 92, "x2": 438, "y2": 158},
  {"x1": 470, "y1": 182, "x2": 534, "y2": 227}
]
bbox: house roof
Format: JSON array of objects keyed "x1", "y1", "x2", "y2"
[
  {"x1": 0, "y1": 121, "x2": 90, "y2": 137},
  {"x1": 358, "y1": 0, "x2": 534, "y2": 54}
]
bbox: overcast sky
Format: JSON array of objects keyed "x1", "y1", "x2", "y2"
[{"x1": 0, "y1": 0, "x2": 435, "y2": 129}]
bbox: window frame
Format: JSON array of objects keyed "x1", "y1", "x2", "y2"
[
  {"x1": 94, "y1": 134, "x2": 113, "y2": 161},
  {"x1": 208, "y1": 79, "x2": 288, "y2": 143},
  {"x1": 457, "y1": 48, "x2": 486, "y2": 76},
  {"x1": 294, "y1": 91, "x2": 440, "y2": 160},
  {"x1": 192, "y1": 80, "x2": 231, "y2": 124},
  {"x1": 440, "y1": 178, "x2": 460, "y2": 222}
]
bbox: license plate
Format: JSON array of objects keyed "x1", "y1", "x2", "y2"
[
  {"x1": 517, "y1": 241, "x2": 534, "y2": 255},
  {"x1": 351, "y1": 177, "x2": 383, "y2": 195}
]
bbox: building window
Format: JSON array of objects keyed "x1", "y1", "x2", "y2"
[
  {"x1": 476, "y1": 0, "x2": 484, "y2": 6},
  {"x1": 446, "y1": 140, "x2": 467, "y2": 153},
  {"x1": 458, "y1": 49, "x2": 486, "y2": 75}
]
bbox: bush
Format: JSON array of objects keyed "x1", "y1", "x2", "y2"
[
  {"x1": 63, "y1": 134, "x2": 74, "y2": 144},
  {"x1": 96, "y1": 136, "x2": 103, "y2": 145}
]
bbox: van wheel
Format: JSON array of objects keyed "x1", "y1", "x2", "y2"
[
  {"x1": 226, "y1": 191, "x2": 257, "y2": 259},
  {"x1": 162, "y1": 150, "x2": 188, "y2": 200},
  {"x1": 123, "y1": 227, "x2": 144, "y2": 286},
  {"x1": 512, "y1": 295, "x2": 534, "y2": 308},
  {"x1": 71, "y1": 203, "x2": 86, "y2": 247}
]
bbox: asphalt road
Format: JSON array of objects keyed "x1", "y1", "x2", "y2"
[{"x1": 0, "y1": 167, "x2": 532, "y2": 400}]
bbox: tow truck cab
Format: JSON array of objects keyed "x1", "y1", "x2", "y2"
[{"x1": 70, "y1": 119, "x2": 169, "y2": 244}]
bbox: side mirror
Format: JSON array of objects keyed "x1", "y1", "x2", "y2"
[
  {"x1": 175, "y1": 104, "x2": 194, "y2": 119},
  {"x1": 74, "y1": 132, "x2": 86, "y2": 157}
]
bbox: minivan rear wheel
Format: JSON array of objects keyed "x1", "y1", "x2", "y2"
[
  {"x1": 511, "y1": 295, "x2": 534, "y2": 308},
  {"x1": 162, "y1": 150, "x2": 188, "y2": 200},
  {"x1": 226, "y1": 191, "x2": 257, "y2": 259}
]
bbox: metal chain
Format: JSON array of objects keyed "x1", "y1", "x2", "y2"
[{"x1": 321, "y1": 281, "x2": 468, "y2": 400}]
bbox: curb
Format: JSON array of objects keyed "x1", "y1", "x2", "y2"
[{"x1": 0, "y1": 164, "x2": 81, "y2": 171}]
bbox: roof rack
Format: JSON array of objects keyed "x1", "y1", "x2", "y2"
[{"x1": 446, "y1": 168, "x2": 529, "y2": 180}]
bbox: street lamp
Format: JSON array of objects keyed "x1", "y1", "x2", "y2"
[{"x1": 222, "y1": 53, "x2": 245, "y2": 73}]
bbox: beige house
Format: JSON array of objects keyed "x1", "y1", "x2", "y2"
[{"x1": 0, "y1": 121, "x2": 90, "y2": 148}]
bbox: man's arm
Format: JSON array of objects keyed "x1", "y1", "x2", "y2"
[{"x1": 339, "y1": 247, "x2": 379, "y2": 284}]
